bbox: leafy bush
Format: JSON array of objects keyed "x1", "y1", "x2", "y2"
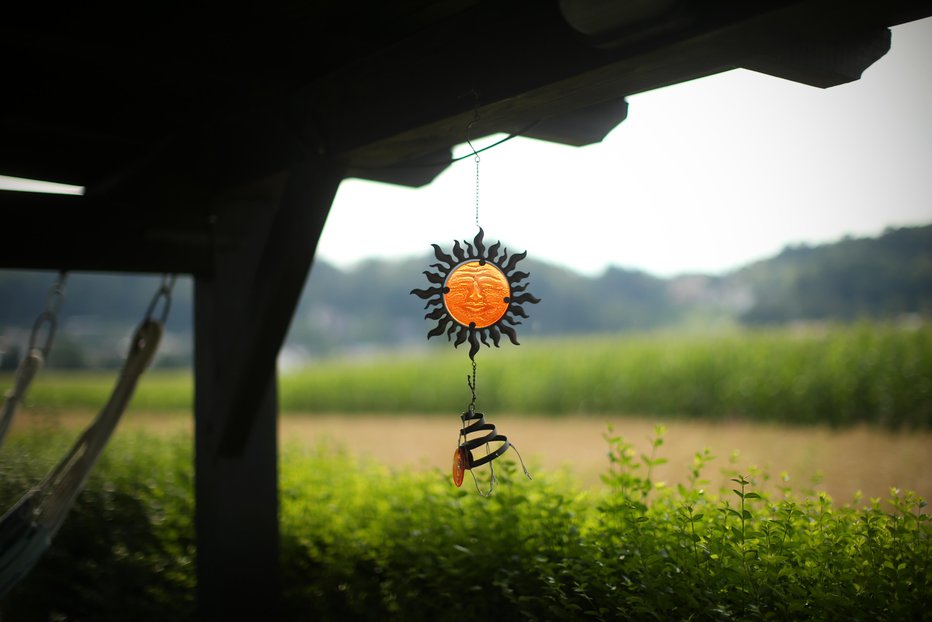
[
  {"x1": 281, "y1": 428, "x2": 932, "y2": 621},
  {"x1": 0, "y1": 432, "x2": 195, "y2": 622},
  {"x1": 3, "y1": 429, "x2": 929, "y2": 621}
]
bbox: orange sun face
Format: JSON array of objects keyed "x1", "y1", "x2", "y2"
[
  {"x1": 443, "y1": 261, "x2": 510, "y2": 328},
  {"x1": 411, "y1": 228, "x2": 540, "y2": 359}
]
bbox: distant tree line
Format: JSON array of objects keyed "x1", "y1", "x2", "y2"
[
  {"x1": 1, "y1": 225, "x2": 930, "y2": 367},
  {"x1": 736, "y1": 225, "x2": 932, "y2": 323}
]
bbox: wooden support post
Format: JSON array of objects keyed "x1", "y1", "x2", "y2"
[{"x1": 194, "y1": 157, "x2": 343, "y2": 620}]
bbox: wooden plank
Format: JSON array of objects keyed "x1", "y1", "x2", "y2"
[
  {"x1": 0, "y1": 191, "x2": 214, "y2": 275},
  {"x1": 741, "y1": 28, "x2": 891, "y2": 88},
  {"x1": 329, "y1": 0, "x2": 908, "y2": 171}
]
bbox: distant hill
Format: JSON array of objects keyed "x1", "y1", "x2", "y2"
[
  {"x1": 732, "y1": 225, "x2": 932, "y2": 324},
  {"x1": 1, "y1": 224, "x2": 930, "y2": 367},
  {"x1": 0, "y1": 272, "x2": 194, "y2": 368}
]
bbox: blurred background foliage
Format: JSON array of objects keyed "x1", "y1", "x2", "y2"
[{"x1": 1, "y1": 224, "x2": 930, "y2": 368}]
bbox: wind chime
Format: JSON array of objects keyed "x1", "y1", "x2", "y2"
[{"x1": 411, "y1": 97, "x2": 539, "y2": 495}]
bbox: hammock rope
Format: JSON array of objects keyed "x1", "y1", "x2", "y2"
[{"x1": 0, "y1": 274, "x2": 175, "y2": 597}]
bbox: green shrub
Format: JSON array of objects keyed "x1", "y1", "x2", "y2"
[
  {"x1": 280, "y1": 428, "x2": 932, "y2": 621},
  {"x1": 2, "y1": 429, "x2": 929, "y2": 621},
  {"x1": 0, "y1": 432, "x2": 195, "y2": 622}
]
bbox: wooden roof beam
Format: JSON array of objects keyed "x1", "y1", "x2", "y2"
[
  {"x1": 323, "y1": 0, "x2": 926, "y2": 185},
  {"x1": 741, "y1": 27, "x2": 891, "y2": 88},
  {"x1": 0, "y1": 190, "x2": 214, "y2": 275}
]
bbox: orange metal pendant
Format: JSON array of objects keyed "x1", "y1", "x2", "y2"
[{"x1": 453, "y1": 446, "x2": 469, "y2": 487}]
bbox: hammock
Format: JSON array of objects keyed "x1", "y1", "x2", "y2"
[{"x1": 0, "y1": 274, "x2": 174, "y2": 597}]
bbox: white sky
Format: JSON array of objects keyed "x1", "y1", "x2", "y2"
[{"x1": 317, "y1": 17, "x2": 932, "y2": 277}]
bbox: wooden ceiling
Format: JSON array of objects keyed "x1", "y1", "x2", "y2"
[{"x1": 2, "y1": 0, "x2": 930, "y2": 273}]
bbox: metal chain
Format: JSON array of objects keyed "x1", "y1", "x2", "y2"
[
  {"x1": 27, "y1": 271, "x2": 68, "y2": 357},
  {"x1": 466, "y1": 359, "x2": 477, "y2": 414},
  {"x1": 465, "y1": 90, "x2": 481, "y2": 229},
  {"x1": 144, "y1": 274, "x2": 178, "y2": 324},
  {"x1": 474, "y1": 147, "x2": 480, "y2": 228}
]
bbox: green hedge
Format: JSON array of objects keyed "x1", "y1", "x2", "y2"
[
  {"x1": 0, "y1": 432, "x2": 195, "y2": 621},
  {"x1": 1, "y1": 430, "x2": 929, "y2": 621}
]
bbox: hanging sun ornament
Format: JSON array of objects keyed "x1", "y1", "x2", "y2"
[
  {"x1": 411, "y1": 228, "x2": 539, "y2": 360},
  {"x1": 411, "y1": 227, "x2": 539, "y2": 494}
]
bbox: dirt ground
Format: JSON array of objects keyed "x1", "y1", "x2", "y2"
[{"x1": 14, "y1": 409, "x2": 932, "y2": 503}]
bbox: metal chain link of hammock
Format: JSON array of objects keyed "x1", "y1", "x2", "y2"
[
  {"x1": 0, "y1": 274, "x2": 176, "y2": 597},
  {"x1": 0, "y1": 272, "x2": 68, "y2": 450}
]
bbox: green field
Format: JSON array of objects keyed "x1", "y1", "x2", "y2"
[{"x1": 12, "y1": 323, "x2": 932, "y2": 428}]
